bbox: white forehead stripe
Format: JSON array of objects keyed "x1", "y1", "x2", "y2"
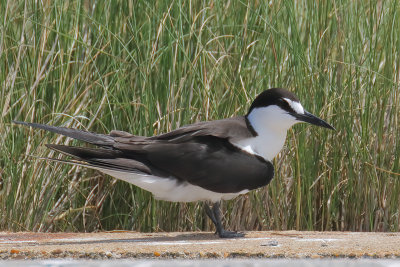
[{"x1": 283, "y1": 98, "x2": 304, "y2": 114}]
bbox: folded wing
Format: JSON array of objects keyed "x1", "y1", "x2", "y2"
[{"x1": 15, "y1": 119, "x2": 273, "y2": 193}]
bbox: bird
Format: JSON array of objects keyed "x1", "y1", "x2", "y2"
[{"x1": 14, "y1": 88, "x2": 334, "y2": 238}]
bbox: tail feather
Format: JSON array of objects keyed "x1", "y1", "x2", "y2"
[
  {"x1": 14, "y1": 121, "x2": 153, "y2": 175},
  {"x1": 45, "y1": 144, "x2": 121, "y2": 159},
  {"x1": 13, "y1": 121, "x2": 114, "y2": 147},
  {"x1": 46, "y1": 144, "x2": 152, "y2": 174}
]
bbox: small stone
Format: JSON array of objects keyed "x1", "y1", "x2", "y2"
[
  {"x1": 10, "y1": 249, "x2": 20, "y2": 254},
  {"x1": 51, "y1": 249, "x2": 63, "y2": 255},
  {"x1": 154, "y1": 251, "x2": 161, "y2": 257},
  {"x1": 261, "y1": 240, "x2": 279, "y2": 247}
]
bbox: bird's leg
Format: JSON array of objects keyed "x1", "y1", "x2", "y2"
[
  {"x1": 210, "y1": 201, "x2": 245, "y2": 238},
  {"x1": 203, "y1": 202, "x2": 217, "y2": 227}
]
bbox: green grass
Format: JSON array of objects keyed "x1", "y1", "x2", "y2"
[{"x1": 1, "y1": 0, "x2": 399, "y2": 233}]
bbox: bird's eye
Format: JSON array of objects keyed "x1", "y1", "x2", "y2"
[{"x1": 279, "y1": 98, "x2": 289, "y2": 106}]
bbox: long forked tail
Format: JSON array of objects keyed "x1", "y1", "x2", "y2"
[
  {"x1": 12, "y1": 121, "x2": 115, "y2": 147},
  {"x1": 13, "y1": 121, "x2": 151, "y2": 174},
  {"x1": 45, "y1": 144, "x2": 150, "y2": 173}
]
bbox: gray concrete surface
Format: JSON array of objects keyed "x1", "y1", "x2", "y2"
[
  {"x1": 1, "y1": 259, "x2": 400, "y2": 267},
  {"x1": 1, "y1": 231, "x2": 400, "y2": 260}
]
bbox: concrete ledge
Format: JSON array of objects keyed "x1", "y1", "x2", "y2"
[{"x1": 1, "y1": 231, "x2": 400, "y2": 259}]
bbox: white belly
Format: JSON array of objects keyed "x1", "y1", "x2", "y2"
[{"x1": 100, "y1": 169, "x2": 249, "y2": 202}]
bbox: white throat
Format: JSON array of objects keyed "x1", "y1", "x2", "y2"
[{"x1": 233, "y1": 105, "x2": 300, "y2": 161}]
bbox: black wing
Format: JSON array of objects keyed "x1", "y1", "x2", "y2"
[
  {"x1": 116, "y1": 135, "x2": 274, "y2": 193},
  {"x1": 14, "y1": 119, "x2": 274, "y2": 193}
]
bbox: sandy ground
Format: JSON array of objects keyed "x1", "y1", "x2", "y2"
[{"x1": 1, "y1": 231, "x2": 400, "y2": 260}]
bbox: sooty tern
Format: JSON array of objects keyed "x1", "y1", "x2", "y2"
[{"x1": 14, "y1": 88, "x2": 334, "y2": 238}]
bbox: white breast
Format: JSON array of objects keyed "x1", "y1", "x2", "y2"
[
  {"x1": 232, "y1": 105, "x2": 298, "y2": 161},
  {"x1": 233, "y1": 131, "x2": 287, "y2": 161}
]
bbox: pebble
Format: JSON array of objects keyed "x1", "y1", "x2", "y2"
[{"x1": 261, "y1": 240, "x2": 279, "y2": 247}]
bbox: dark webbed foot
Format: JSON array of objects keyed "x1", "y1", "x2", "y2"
[
  {"x1": 203, "y1": 201, "x2": 246, "y2": 239},
  {"x1": 218, "y1": 230, "x2": 245, "y2": 238}
]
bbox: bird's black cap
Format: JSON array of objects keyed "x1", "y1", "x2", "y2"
[{"x1": 247, "y1": 88, "x2": 300, "y2": 115}]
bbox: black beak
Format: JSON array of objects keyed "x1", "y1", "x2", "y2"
[{"x1": 293, "y1": 111, "x2": 335, "y2": 130}]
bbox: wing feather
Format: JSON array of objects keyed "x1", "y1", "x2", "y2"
[{"x1": 14, "y1": 119, "x2": 273, "y2": 194}]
